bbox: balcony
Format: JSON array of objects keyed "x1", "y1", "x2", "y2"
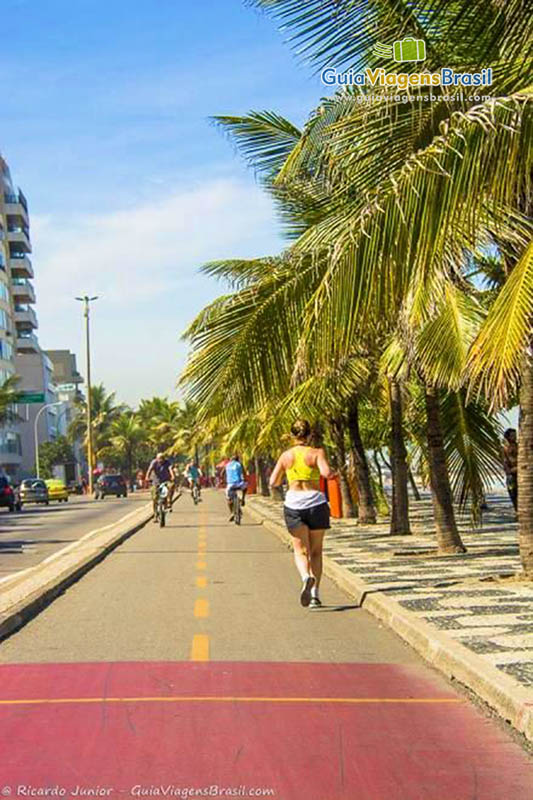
[
  {"x1": 9, "y1": 254, "x2": 34, "y2": 278},
  {"x1": 7, "y1": 225, "x2": 31, "y2": 252},
  {"x1": 4, "y1": 192, "x2": 29, "y2": 225},
  {"x1": 11, "y1": 278, "x2": 36, "y2": 304},
  {"x1": 16, "y1": 332, "x2": 40, "y2": 353},
  {"x1": 15, "y1": 306, "x2": 38, "y2": 329}
]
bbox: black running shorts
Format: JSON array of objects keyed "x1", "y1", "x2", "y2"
[{"x1": 283, "y1": 503, "x2": 330, "y2": 532}]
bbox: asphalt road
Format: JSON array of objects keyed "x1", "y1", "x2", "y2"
[
  {"x1": 0, "y1": 489, "x2": 531, "y2": 799},
  {"x1": 0, "y1": 492, "x2": 150, "y2": 581}
]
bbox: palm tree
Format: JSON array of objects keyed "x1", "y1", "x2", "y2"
[
  {"x1": 245, "y1": 0, "x2": 532, "y2": 562},
  {"x1": 106, "y1": 413, "x2": 147, "y2": 480},
  {"x1": 69, "y1": 384, "x2": 126, "y2": 461}
]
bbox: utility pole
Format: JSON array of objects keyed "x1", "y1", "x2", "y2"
[
  {"x1": 76, "y1": 295, "x2": 98, "y2": 494},
  {"x1": 35, "y1": 402, "x2": 63, "y2": 478}
]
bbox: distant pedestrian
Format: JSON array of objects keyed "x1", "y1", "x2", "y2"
[
  {"x1": 269, "y1": 419, "x2": 335, "y2": 609},
  {"x1": 502, "y1": 429, "x2": 518, "y2": 514}
]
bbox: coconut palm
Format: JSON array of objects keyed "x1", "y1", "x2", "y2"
[
  {"x1": 246, "y1": 0, "x2": 533, "y2": 564},
  {"x1": 105, "y1": 413, "x2": 147, "y2": 480},
  {"x1": 69, "y1": 384, "x2": 126, "y2": 461}
]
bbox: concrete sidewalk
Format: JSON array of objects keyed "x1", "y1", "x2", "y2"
[{"x1": 247, "y1": 491, "x2": 533, "y2": 742}]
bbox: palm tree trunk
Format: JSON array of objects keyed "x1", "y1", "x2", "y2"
[
  {"x1": 389, "y1": 379, "x2": 411, "y2": 535},
  {"x1": 329, "y1": 417, "x2": 357, "y2": 518},
  {"x1": 424, "y1": 385, "x2": 466, "y2": 554},
  {"x1": 258, "y1": 457, "x2": 270, "y2": 497},
  {"x1": 408, "y1": 466, "x2": 422, "y2": 501},
  {"x1": 347, "y1": 398, "x2": 377, "y2": 523},
  {"x1": 373, "y1": 451, "x2": 384, "y2": 494},
  {"x1": 518, "y1": 355, "x2": 533, "y2": 574}
]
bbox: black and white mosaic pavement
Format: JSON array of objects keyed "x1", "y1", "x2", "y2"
[{"x1": 250, "y1": 491, "x2": 533, "y2": 688}]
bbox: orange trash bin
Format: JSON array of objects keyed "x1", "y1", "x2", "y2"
[{"x1": 327, "y1": 476, "x2": 343, "y2": 519}]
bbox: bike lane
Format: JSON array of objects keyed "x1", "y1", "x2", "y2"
[{"x1": 0, "y1": 492, "x2": 531, "y2": 800}]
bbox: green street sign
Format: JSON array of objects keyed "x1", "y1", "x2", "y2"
[{"x1": 19, "y1": 392, "x2": 45, "y2": 404}]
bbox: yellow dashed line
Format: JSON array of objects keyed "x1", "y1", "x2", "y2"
[
  {"x1": 194, "y1": 598, "x2": 209, "y2": 618},
  {"x1": 190, "y1": 517, "x2": 210, "y2": 661},
  {"x1": 190, "y1": 635, "x2": 210, "y2": 661}
]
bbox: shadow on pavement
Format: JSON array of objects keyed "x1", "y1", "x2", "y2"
[{"x1": 0, "y1": 538, "x2": 72, "y2": 554}]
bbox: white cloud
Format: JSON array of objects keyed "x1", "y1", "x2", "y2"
[
  {"x1": 32, "y1": 177, "x2": 280, "y2": 308},
  {"x1": 31, "y1": 178, "x2": 283, "y2": 405}
]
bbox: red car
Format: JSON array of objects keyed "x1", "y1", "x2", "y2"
[{"x1": 0, "y1": 482, "x2": 21, "y2": 512}]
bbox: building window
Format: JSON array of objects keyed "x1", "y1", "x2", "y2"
[
  {"x1": 0, "y1": 431, "x2": 22, "y2": 456},
  {"x1": 0, "y1": 340, "x2": 13, "y2": 361},
  {"x1": 0, "y1": 309, "x2": 8, "y2": 330}
]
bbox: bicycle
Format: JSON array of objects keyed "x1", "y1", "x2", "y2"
[
  {"x1": 191, "y1": 482, "x2": 200, "y2": 505},
  {"x1": 231, "y1": 488, "x2": 242, "y2": 525},
  {"x1": 153, "y1": 482, "x2": 169, "y2": 528}
]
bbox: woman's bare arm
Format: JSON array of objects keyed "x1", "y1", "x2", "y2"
[
  {"x1": 269, "y1": 454, "x2": 286, "y2": 487},
  {"x1": 316, "y1": 448, "x2": 335, "y2": 480}
]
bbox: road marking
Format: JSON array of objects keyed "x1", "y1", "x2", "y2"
[
  {"x1": 197, "y1": 561, "x2": 207, "y2": 570},
  {"x1": 194, "y1": 598, "x2": 209, "y2": 618},
  {"x1": 0, "y1": 696, "x2": 462, "y2": 707},
  {"x1": 190, "y1": 635, "x2": 210, "y2": 661},
  {"x1": 196, "y1": 576, "x2": 207, "y2": 588}
]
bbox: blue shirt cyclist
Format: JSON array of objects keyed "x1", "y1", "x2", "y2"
[{"x1": 225, "y1": 454, "x2": 248, "y2": 521}]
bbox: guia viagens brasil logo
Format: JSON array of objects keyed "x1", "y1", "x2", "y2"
[{"x1": 322, "y1": 37, "x2": 492, "y2": 89}]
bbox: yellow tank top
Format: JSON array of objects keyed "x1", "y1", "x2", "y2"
[{"x1": 286, "y1": 446, "x2": 320, "y2": 483}]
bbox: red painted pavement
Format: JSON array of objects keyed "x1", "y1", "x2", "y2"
[{"x1": 0, "y1": 662, "x2": 531, "y2": 800}]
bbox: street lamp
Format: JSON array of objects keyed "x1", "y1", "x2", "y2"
[
  {"x1": 76, "y1": 295, "x2": 99, "y2": 494},
  {"x1": 35, "y1": 402, "x2": 63, "y2": 478}
]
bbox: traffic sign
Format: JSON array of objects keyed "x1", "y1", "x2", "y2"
[{"x1": 19, "y1": 391, "x2": 45, "y2": 404}]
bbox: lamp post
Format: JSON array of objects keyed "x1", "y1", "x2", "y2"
[
  {"x1": 35, "y1": 402, "x2": 63, "y2": 478},
  {"x1": 76, "y1": 295, "x2": 98, "y2": 494}
]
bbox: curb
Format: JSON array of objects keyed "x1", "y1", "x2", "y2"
[
  {"x1": 0, "y1": 501, "x2": 153, "y2": 641},
  {"x1": 246, "y1": 498, "x2": 533, "y2": 743}
]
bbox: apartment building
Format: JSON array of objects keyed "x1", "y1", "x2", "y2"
[
  {"x1": 0, "y1": 157, "x2": 23, "y2": 475},
  {"x1": 0, "y1": 155, "x2": 59, "y2": 477},
  {"x1": 46, "y1": 349, "x2": 85, "y2": 481}
]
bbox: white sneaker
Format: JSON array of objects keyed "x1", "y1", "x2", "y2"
[{"x1": 300, "y1": 576, "x2": 315, "y2": 607}]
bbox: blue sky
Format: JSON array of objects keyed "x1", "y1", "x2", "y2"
[{"x1": 0, "y1": 0, "x2": 325, "y2": 405}]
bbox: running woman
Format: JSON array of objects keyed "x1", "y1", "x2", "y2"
[{"x1": 269, "y1": 419, "x2": 335, "y2": 608}]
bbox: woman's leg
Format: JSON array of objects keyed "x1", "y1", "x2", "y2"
[
  {"x1": 308, "y1": 530, "x2": 325, "y2": 589},
  {"x1": 290, "y1": 525, "x2": 311, "y2": 580}
]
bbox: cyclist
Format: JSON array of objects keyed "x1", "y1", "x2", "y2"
[
  {"x1": 269, "y1": 419, "x2": 335, "y2": 609},
  {"x1": 146, "y1": 452, "x2": 175, "y2": 513},
  {"x1": 185, "y1": 460, "x2": 202, "y2": 501},
  {"x1": 225, "y1": 453, "x2": 248, "y2": 521}
]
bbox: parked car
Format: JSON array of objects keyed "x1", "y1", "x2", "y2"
[
  {"x1": 0, "y1": 482, "x2": 20, "y2": 513},
  {"x1": 19, "y1": 479, "x2": 49, "y2": 506},
  {"x1": 45, "y1": 479, "x2": 69, "y2": 502},
  {"x1": 94, "y1": 474, "x2": 128, "y2": 499}
]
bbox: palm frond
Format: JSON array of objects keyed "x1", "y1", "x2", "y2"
[
  {"x1": 212, "y1": 112, "x2": 301, "y2": 182},
  {"x1": 467, "y1": 238, "x2": 533, "y2": 407}
]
